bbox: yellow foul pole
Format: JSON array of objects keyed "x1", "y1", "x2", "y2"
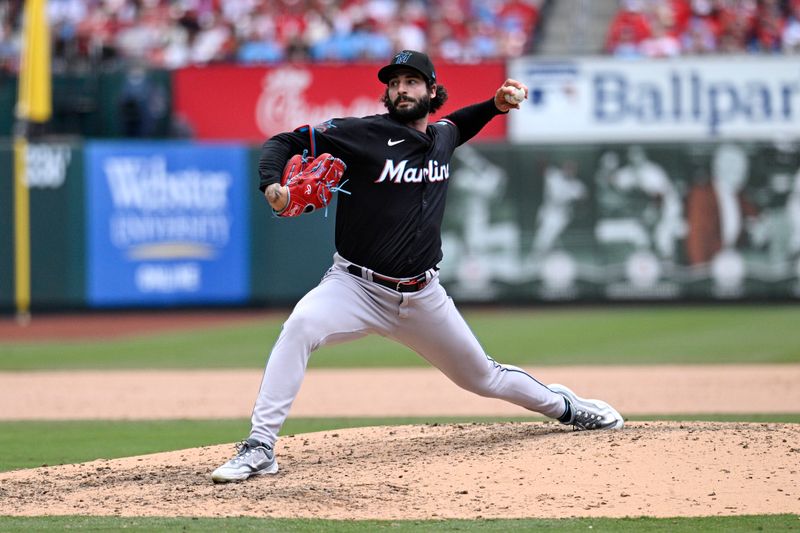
[
  {"x1": 13, "y1": 137, "x2": 31, "y2": 318},
  {"x1": 14, "y1": 0, "x2": 51, "y2": 320},
  {"x1": 17, "y1": 0, "x2": 51, "y2": 123}
]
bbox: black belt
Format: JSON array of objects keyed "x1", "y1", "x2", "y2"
[{"x1": 346, "y1": 264, "x2": 430, "y2": 293}]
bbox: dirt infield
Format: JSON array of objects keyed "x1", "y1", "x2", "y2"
[
  {"x1": 0, "y1": 422, "x2": 798, "y2": 519},
  {"x1": 2, "y1": 365, "x2": 800, "y2": 420},
  {"x1": 1, "y1": 367, "x2": 798, "y2": 520},
  {"x1": 1, "y1": 311, "x2": 799, "y2": 520}
]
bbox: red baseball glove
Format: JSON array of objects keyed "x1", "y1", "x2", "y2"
[{"x1": 276, "y1": 152, "x2": 347, "y2": 217}]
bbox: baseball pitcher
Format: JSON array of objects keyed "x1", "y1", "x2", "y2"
[{"x1": 212, "y1": 50, "x2": 624, "y2": 483}]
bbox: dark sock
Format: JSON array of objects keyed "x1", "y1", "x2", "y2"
[{"x1": 557, "y1": 397, "x2": 572, "y2": 423}]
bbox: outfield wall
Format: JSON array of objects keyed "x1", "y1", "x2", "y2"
[
  {"x1": 2, "y1": 56, "x2": 800, "y2": 310},
  {"x1": 1, "y1": 139, "x2": 798, "y2": 311},
  {"x1": 0, "y1": 140, "x2": 334, "y2": 311},
  {"x1": 439, "y1": 142, "x2": 800, "y2": 302}
]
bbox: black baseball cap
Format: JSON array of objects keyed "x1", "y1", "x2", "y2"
[{"x1": 378, "y1": 50, "x2": 436, "y2": 84}]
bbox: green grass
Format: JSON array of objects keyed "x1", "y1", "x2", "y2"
[
  {"x1": 0, "y1": 514, "x2": 798, "y2": 531},
  {"x1": 2, "y1": 415, "x2": 799, "y2": 473},
  {"x1": 1, "y1": 306, "x2": 799, "y2": 370},
  {"x1": 2, "y1": 307, "x2": 798, "y2": 530}
]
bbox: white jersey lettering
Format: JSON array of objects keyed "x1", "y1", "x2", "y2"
[
  {"x1": 376, "y1": 159, "x2": 407, "y2": 183},
  {"x1": 376, "y1": 159, "x2": 450, "y2": 184}
]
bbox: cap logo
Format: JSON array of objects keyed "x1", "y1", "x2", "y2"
[{"x1": 394, "y1": 51, "x2": 413, "y2": 65}]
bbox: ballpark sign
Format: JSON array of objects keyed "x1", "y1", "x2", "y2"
[
  {"x1": 85, "y1": 141, "x2": 249, "y2": 306},
  {"x1": 174, "y1": 63, "x2": 507, "y2": 141},
  {"x1": 508, "y1": 55, "x2": 800, "y2": 143}
]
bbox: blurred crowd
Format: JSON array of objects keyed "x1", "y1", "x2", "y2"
[
  {"x1": 0, "y1": 0, "x2": 542, "y2": 73},
  {"x1": 3, "y1": 0, "x2": 798, "y2": 75},
  {"x1": 606, "y1": 0, "x2": 800, "y2": 57}
]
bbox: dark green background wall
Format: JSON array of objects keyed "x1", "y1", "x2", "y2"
[
  {"x1": 2, "y1": 140, "x2": 799, "y2": 312},
  {"x1": 0, "y1": 141, "x2": 84, "y2": 310},
  {"x1": 247, "y1": 146, "x2": 336, "y2": 305},
  {"x1": 0, "y1": 70, "x2": 172, "y2": 139}
]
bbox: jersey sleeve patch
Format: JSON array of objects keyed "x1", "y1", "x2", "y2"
[
  {"x1": 313, "y1": 119, "x2": 337, "y2": 133},
  {"x1": 292, "y1": 124, "x2": 317, "y2": 158}
]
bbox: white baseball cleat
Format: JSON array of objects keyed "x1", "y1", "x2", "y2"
[
  {"x1": 211, "y1": 438, "x2": 278, "y2": 483},
  {"x1": 549, "y1": 383, "x2": 624, "y2": 431}
]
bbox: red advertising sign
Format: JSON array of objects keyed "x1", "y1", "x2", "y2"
[{"x1": 174, "y1": 63, "x2": 507, "y2": 142}]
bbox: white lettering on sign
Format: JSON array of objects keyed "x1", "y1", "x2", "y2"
[
  {"x1": 102, "y1": 155, "x2": 233, "y2": 254},
  {"x1": 109, "y1": 215, "x2": 230, "y2": 249},
  {"x1": 25, "y1": 144, "x2": 72, "y2": 188},
  {"x1": 104, "y1": 156, "x2": 231, "y2": 212},
  {"x1": 255, "y1": 67, "x2": 384, "y2": 136},
  {"x1": 510, "y1": 56, "x2": 800, "y2": 142},
  {"x1": 135, "y1": 263, "x2": 200, "y2": 293}
]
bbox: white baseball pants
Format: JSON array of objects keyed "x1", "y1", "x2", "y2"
[{"x1": 249, "y1": 253, "x2": 566, "y2": 446}]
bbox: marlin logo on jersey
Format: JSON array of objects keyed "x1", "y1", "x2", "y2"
[{"x1": 375, "y1": 159, "x2": 450, "y2": 184}]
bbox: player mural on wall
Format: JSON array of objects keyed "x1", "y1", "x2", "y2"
[
  {"x1": 685, "y1": 144, "x2": 757, "y2": 267},
  {"x1": 210, "y1": 50, "x2": 625, "y2": 483},
  {"x1": 686, "y1": 142, "x2": 800, "y2": 298},
  {"x1": 593, "y1": 145, "x2": 686, "y2": 295},
  {"x1": 789, "y1": 168, "x2": 800, "y2": 260},
  {"x1": 531, "y1": 160, "x2": 587, "y2": 258},
  {"x1": 595, "y1": 145, "x2": 686, "y2": 263},
  {"x1": 685, "y1": 144, "x2": 766, "y2": 296},
  {"x1": 439, "y1": 145, "x2": 522, "y2": 297}
]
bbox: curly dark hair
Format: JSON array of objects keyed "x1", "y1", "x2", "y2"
[{"x1": 380, "y1": 83, "x2": 449, "y2": 115}]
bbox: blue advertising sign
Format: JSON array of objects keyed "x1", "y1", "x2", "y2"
[{"x1": 86, "y1": 142, "x2": 249, "y2": 306}]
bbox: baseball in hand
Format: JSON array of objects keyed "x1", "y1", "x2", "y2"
[{"x1": 504, "y1": 86, "x2": 525, "y2": 105}]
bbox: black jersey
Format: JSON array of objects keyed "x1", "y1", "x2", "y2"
[{"x1": 259, "y1": 98, "x2": 504, "y2": 278}]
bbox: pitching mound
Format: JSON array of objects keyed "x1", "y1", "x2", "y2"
[{"x1": 1, "y1": 421, "x2": 798, "y2": 519}]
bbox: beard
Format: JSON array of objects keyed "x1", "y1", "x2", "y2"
[{"x1": 385, "y1": 92, "x2": 431, "y2": 122}]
